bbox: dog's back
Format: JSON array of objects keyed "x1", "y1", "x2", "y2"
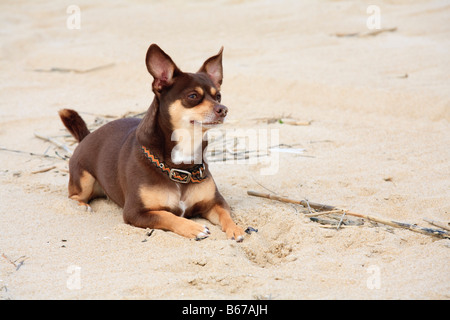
[{"x1": 60, "y1": 109, "x2": 141, "y2": 206}]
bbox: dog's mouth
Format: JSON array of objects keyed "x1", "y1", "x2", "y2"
[{"x1": 190, "y1": 119, "x2": 223, "y2": 126}]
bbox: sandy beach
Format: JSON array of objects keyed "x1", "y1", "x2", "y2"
[{"x1": 0, "y1": 0, "x2": 449, "y2": 300}]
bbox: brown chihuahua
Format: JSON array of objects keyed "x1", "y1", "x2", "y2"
[{"x1": 59, "y1": 44, "x2": 245, "y2": 241}]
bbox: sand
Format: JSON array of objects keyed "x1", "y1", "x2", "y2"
[{"x1": 0, "y1": 0, "x2": 449, "y2": 300}]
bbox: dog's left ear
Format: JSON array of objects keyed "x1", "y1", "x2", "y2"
[{"x1": 199, "y1": 47, "x2": 223, "y2": 89}]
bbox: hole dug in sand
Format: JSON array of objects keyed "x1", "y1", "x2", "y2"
[{"x1": 240, "y1": 222, "x2": 294, "y2": 268}]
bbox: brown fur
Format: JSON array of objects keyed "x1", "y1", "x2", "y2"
[{"x1": 58, "y1": 44, "x2": 245, "y2": 241}]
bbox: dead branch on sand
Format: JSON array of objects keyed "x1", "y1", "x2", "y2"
[{"x1": 247, "y1": 190, "x2": 450, "y2": 239}]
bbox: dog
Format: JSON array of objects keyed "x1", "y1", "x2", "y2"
[{"x1": 59, "y1": 44, "x2": 245, "y2": 241}]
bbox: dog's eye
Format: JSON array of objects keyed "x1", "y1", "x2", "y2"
[
  {"x1": 187, "y1": 93, "x2": 198, "y2": 100},
  {"x1": 216, "y1": 93, "x2": 221, "y2": 103}
]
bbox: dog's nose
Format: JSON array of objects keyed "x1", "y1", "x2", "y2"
[{"x1": 214, "y1": 104, "x2": 228, "y2": 117}]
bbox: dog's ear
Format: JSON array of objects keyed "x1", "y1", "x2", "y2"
[
  {"x1": 146, "y1": 44, "x2": 180, "y2": 92},
  {"x1": 199, "y1": 46, "x2": 223, "y2": 89}
]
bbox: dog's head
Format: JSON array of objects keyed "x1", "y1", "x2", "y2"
[
  {"x1": 138, "y1": 44, "x2": 227, "y2": 164},
  {"x1": 145, "y1": 44, "x2": 227, "y2": 133}
]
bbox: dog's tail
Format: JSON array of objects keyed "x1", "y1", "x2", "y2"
[{"x1": 58, "y1": 109, "x2": 90, "y2": 143}]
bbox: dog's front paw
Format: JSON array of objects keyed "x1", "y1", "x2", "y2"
[
  {"x1": 195, "y1": 226, "x2": 211, "y2": 241},
  {"x1": 225, "y1": 224, "x2": 245, "y2": 242},
  {"x1": 176, "y1": 219, "x2": 211, "y2": 240}
]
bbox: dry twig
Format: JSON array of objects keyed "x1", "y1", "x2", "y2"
[
  {"x1": 31, "y1": 166, "x2": 57, "y2": 174},
  {"x1": 34, "y1": 132, "x2": 73, "y2": 155},
  {"x1": 334, "y1": 27, "x2": 397, "y2": 38},
  {"x1": 1, "y1": 253, "x2": 29, "y2": 271},
  {"x1": 0, "y1": 146, "x2": 62, "y2": 160},
  {"x1": 33, "y1": 63, "x2": 115, "y2": 74},
  {"x1": 423, "y1": 218, "x2": 450, "y2": 232}
]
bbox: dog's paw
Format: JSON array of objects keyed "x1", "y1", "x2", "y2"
[
  {"x1": 195, "y1": 226, "x2": 211, "y2": 241},
  {"x1": 225, "y1": 224, "x2": 245, "y2": 242},
  {"x1": 177, "y1": 220, "x2": 210, "y2": 240},
  {"x1": 73, "y1": 200, "x2": 93, "y2": 213}
]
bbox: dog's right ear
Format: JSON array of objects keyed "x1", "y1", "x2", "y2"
[{"x1": 146, "y1": 44, "x2": 180, "y2": 93}]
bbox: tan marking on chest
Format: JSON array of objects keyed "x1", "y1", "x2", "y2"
[
  {"x1": 139, "y1": 185, "x2": 181, "y2": 210},
  {"x1": 181, "y1": 177, "x2": 216, "y2": 208},
  {"x1": 138, "y1": 178, "x2": 216, "y2": 212}
]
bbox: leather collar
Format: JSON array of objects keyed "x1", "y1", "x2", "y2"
[{"x1": 141, "y1": 145, "x2": 207, "y2": 184}]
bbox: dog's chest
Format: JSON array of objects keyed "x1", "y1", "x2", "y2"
[{"x1": 139, "y1": 178, "x2": 215, "y2": 216}]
